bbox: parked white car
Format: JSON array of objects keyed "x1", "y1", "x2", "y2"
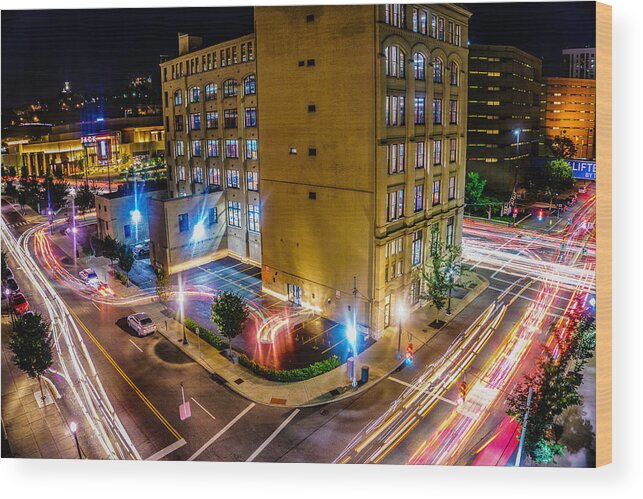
[
  {"x1": 127, "y1": 313, "x2": 157, "y2": 337},
  {"x1": 79, "y1": 268, "x2": 98, "y2": 284}
]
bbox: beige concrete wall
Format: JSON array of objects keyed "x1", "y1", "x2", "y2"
[{"x1": 256, "y1": 5, "x2": 377, "y2": 328}]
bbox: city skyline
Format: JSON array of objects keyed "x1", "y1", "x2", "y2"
[{"x1": 2, "y1": 2, "x2": 595, "y2": 107}]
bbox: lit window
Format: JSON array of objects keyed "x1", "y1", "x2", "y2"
[
  {"x1": 224, "y1": 139, "x2": 238, "y2": 158},
  {"x1": 433, "y1": 139, "x2": 442, "y2": 165},
  {"x1": 177, "y1": 165, "x2": 186, "y2": 181},
  {"x1": 243, "y1": 75, "x2": 256, "y2": 96},
  {"x1": 248, "y1": 204, "x2": 260, "y2": 233},
  {"x1": 247, "y1": 171, "x2": 259, "y2": 191},
  {"x1": 384, "y1": 4, "x2": 405, "y2": 28},
  {"x1": 385, "y1": 95, "x2": 405, "y2": 126},
  {"x1": 174, "y1": 90, "x2": 182, "y2": 106},
  {"x1": 449, "y1": 138, "x2": 457, "y2": 162},
  {"x1": 224, "y1": 109, "x2": 238, "y2": 129},
  {"x1": 432, "y1": 179, "x2": 441, "y2": 206},
  {"x1": 386, "y1": 189, "x2": 404, "y2": 222},
  {"x1": 385, "y1": 45, "x2": 406, "y2": 78},
  {"x1": 189, "y1": 86, "x2": 200, "y2": 103},
  {"x1": 189, "y1": 112, "x2": 201, "y2": 131},
  {"x1": 415, "y1": 141, "x2": 425, "y2": 169},
  {"x1": 448, "y1": 176, "x2": 456, "y2": 200},
  {"x1": 244, "y1": 107, "x2": 257, "y2": 127},
  {"x1": 208, "y1": 207, "x2": 218, "y2": 225},
  {"x1": 413, "y1": 53, "x2": 426, "y2": 80},
  {"x1": 414, "y1": 95, "x2": 425, "y2": 125},
  {"x1": 414, "y1": 184, "x2": 424, "y2": 212},
  {"x1": 446, "y1": 216, "x2": 455, "y2": 246},
  {"x1": 386, "y1": 143, "x2": 405, "y2": 174},
  {"x1": 205, "y1": 83, "x2": 217, "y2": 101},
  {"x1": 193, "y1": 167, "x2": 203, "y2": 184},
  {"x1": 191, "y1": 140, "x2": 201, "y2": 157},
  {"x1": 412, "y1": 230, "x2": 423, "y2": 266},
  {"x1": 433, "y1": 57, "x2": 443, "y2": 83},
  {"x1": 228, "y1": 201, "x2": 241, "y2": 228},
  {"x1": 208, "y1": 167, "x2": 220, "y2": 186},
  {"x1": 175, "y1": 140, "x2": 185, "y2": 158},
  {"x1": 207, "y1": 139, "x2": 220, "y2": 158},
  {"x1": 246, "y1": 139, "x2": 258, "y2": 160},
  {"x1": 178, "y1": 213, "x2": 189, "y2": 233},
  {"x1": 223, "y1": 79, "x2": 237, "y2": 98},
  {"x1": 226, "y1": 169, "x2": 240, "y2": 188},
  {"x1": 449, "y1": 100, "x2": 458, "y2": 124},
  {"x1": 449, "y1": 61, "x2": 459, "y2": 86},
  {"x1": 432, "y1": 98, "x2": 443, "y2": 124},
  {"x1": 206, "y1": 111, "x2": 218, "y2": 129}
]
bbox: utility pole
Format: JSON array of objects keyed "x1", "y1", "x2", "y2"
[
  {"x1": 352, "y1": 275, "x2": 358, "y2": 388},
  {"x1": 515, "y1": 385, "x2": 533, "y2": 467}
]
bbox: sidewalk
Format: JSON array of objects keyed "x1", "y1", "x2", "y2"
[
  {"x1": 136, "y1": 270, "x2": 488, "y2": 408},
  {"x1": 1, "y1": 316, "x2": 84, "y2": 459}
]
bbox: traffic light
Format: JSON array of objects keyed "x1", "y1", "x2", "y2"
[
  {"x1": 537, "y1": 210, "x2": 543, "y2": 221},
  {"x1": 457, "y1": 381, "x2": 467, "y2": 405},
  {"x1": 405, "y1": 343, "x2": 414, "y2": 364}
]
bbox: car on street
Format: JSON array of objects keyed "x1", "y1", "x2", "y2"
[
  {"x1": 94, "y1": 282, "x2": 115, "y2": 297},
  {"x1": 10, "y1": 292, "x2": 30, "y2": 315},
  {"x1": 578, "y1": 185, "x2": 587, "y2": 194},
  {"x1": 3, "y1": 277, "x2": 19, "y2": 297},
  {"x1": 79, "y1": 268, "x2": 99, "y2": 284},
  {"x1": 127, "y1": 313, "x2": 157, "y2": 337}
]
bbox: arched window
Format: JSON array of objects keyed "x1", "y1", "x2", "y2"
[
  {"x1": 385, "y1": 45, "x2": 406, "y2": 78},
  {"x1": 433, "y1": 57, "x2": 443, "y2": 83},
  {"x1": 223, "y1": 79, "x2": 238, "y2": 98},
  {"x1": 205, "y1": 83, "x2": 217, "y2": 101},
  {"x1": 243, "y1": 75, "x2": 256, "y2": 96},
  {"x1": 173, "y1": 89, "x2": 182, "y2": 106},
  {"x1": 413, "y1": 53, "x2": 426, "y2": 80},
  {"x1": 189, "y1": 86, "x2": 200, "y2": 103},
  {"x1": 449, "y1": 61, "x2": 459, "y2": 86}
]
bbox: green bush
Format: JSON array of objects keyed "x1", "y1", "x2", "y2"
[
  {"x1": 115, "y1": 271, "x2": 128, "y2": 284},
  {"x1": 176, "y1": 313, "x2": 341, "y2": 382}
]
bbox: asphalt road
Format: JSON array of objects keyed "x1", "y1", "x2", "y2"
[{"x1": 1, "y1": 196, "x2": 590, "y2": 464}]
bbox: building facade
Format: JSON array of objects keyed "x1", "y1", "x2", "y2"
[
  {"x1": 14, "y1": 117, "x2": 164, "y2": 178},
  {"x1": 541, "y1": 76, "x2": 596, "y2": 160},
  {"x1": 562, "y1": 47, "x2": 596, "y2": 79},
  {"x1": 466, "y1": 44, "x2": 542, "y2": 193},
  {"x1": 150, "y1": 33, "x2": 261, "y2": 273},
  {"x1": 95, "y1": 180, "x2": 165, "y2": 244},
  {"x1": 256, "y1": 4, "x2": 470, "y2": 337}
]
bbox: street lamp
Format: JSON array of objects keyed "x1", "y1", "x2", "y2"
[
  {"x1": 69, "y1": 422, "x2": 82, "y2": 459},
  {"x1": 446, "y1": 267, "x2": 456, "y2": 316},
  {"x1": 70, "y1": 189, "x2": 78, "y2": 262},
  {"x1": 397, "y1": 302, "x2": 408, "y2": 360},
  {"x1": 347, "y1": 324, "x2": 357, "y2": 387},
  {"x1": 177, "y1": 290, "x2": 188, "y2": 345}
]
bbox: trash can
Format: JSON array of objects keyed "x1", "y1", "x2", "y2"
[{"x1": 361, "y1": 365, "x2": 370, "y2": 384}]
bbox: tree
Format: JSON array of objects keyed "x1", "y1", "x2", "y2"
[
  {"x1": 210, "y1": 291, "x2": 249, "y2": 356},
  {"x1": 9, "y1": 313, "x2": 54, "y2": 403},
  {"x1": 531, "y1": 159, "x2": 575, "y2": 209},
  {"x1": 506, "y1": 311, "x2": 596, "y2": 464},
  {"x1": 75, "y1": 184, "x2": 94, "y2": 214},
  {"x1": 102, "y1": 236, "x2": 121, "y2": 268},
  {"x1": 118, "y1": 245, "x2": 135, "y2": 286},
  {"x1": 155, "y1": 267, "x2": 171, "y2": 303},
  {"x1": 549, "y1": 132, "x2": 577, "y2": 159},
  {"x1": 1, "y1": 250, "x2": 9, "y2": 280},
  {"x1": 419, "y1": 226, "x2": 462, "y2": 325},
  {"x1": 465, "y1": 171, "x2": 487, "y2": 206}
]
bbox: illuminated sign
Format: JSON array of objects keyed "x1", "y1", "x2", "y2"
[
  {"x1": 80, "y1": 134, "x2": 111, "y2": 145},
  {"x1": 568, "y1": 160, "x2": 596, "y2": 180}
]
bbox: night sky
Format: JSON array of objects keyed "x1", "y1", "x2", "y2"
[{"x1": 1, "y1": 2, "x2": 595, "y2": 107}]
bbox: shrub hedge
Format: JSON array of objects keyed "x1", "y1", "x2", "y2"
[
  {"x1": 115, "y1": 271, "x2": 128, "y2": 284},
  {"x1": 176, "y1": 313, "x2": 341, "y2": 382}
]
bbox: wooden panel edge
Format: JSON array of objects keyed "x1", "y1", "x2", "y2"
[{"x1": 595, "y1": 0, "x2": 612, "y2": 468}]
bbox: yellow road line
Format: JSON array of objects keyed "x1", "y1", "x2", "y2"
[{"x1": 68, "y1": 308, "x2": 183, "y2": 442}]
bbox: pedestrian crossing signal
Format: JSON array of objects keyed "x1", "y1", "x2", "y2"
[
  {"x1": 457, "y1": 381, "x2": 468, "y2": 405},
  {"x1": 405, "y1": 343, "x2": 414, "y2": 364}
]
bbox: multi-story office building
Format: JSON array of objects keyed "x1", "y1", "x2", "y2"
[
  {"x1": 562, "y1": 47, "x2": 596, "y2": 79},
  {"x1": 150, "y1": 33, "x2": 261, "y2": 273},
  {"x1": 14, "y1": 117, "x2": 164, "y2": 178},
  {"x1": 256, "y1": 4, "x2": 470, "y2": 337},
  {"x1": 541, "y1": 77, "x2": 596, "y2": 159},
  {"x1": 466, "y1": 44, "x2": 542, "y2": 193}
]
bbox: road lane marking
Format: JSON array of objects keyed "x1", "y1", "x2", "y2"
[
  {"x1": 145, "y1": 438, "x2": 187, "y2": 461},
  {"x1": 68, "y1": 308, "x2": 183, "y2": 441},
  {"x1": 190, "y1": 397, "x2": 216, "y2": 421},
  {"x1": 246, "y1": 409, "x2": 300, "y2": 462},
  {"x1": 387, "y1": 377, "x2": 457, "y2": 406},
  {"x1": 188, "y1": 402, "x2": 255, "y2": 461},
  {"x1": 92, "y1": 302, "x2": 100, "y2": 311},
  {"x1": 128, "y1": 339, "x2": 143, "y2": 353}
]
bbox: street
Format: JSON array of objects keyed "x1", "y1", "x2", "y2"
[{"x1": 1, "y1": 186, "x2": 596, "y2": 464}]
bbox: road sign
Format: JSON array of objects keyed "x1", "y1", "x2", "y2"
[
  {"x1": 179, "y1": 382, "x2": 191, "y2": 420},
  {"x1": 179, "y1": 401, "x2": 191, "y2": 420}
]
